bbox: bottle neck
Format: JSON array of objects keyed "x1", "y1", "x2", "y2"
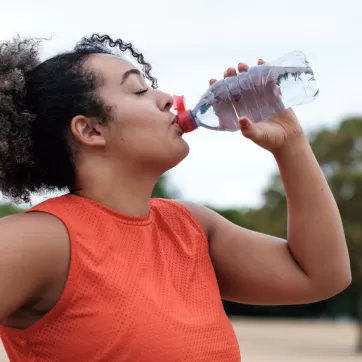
[{"x1": 176, "y1": 110, "x2": 198, "y2": 133}]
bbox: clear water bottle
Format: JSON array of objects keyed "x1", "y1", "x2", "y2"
[{"x1": 174, "y1": 50, "x2": 319, "y2": 133}]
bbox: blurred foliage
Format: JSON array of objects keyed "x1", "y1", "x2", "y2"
[
  {"x1": 152, "y1": 173, "x2": 181, "y2": 199},
  {"x1": 0, "y1": 202, "x2": 23, "y2": 218}
]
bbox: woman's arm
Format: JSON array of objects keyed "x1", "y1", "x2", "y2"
[{"x1": 179, "y1": 125, "x2": 350, "y2": 305}]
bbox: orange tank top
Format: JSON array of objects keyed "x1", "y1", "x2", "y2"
[{"x1": 0, "y1": 195, "x2": 240, "y2": 361}]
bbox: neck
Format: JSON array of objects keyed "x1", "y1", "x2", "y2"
[{"x1": 74, "y1": 157, "x2": 160, "y2": 217}]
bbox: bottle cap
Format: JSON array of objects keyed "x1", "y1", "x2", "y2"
[
  {"x1": 173, "y1": 95, "x2": 186, "y2": 112},
  {"x1": 173, "y1": 95, "x2": 197, "y2": 133}
]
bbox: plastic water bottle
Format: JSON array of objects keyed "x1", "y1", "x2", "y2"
[{"x1": 174, "y1": 50, "x2": 319, "y2": 133}]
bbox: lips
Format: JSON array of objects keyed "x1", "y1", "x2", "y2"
[
  {"x1": 170, "y1": 116, "x2": 184, "y2": 134},
  {"x1": 171, "y1": 116, "x2": 178, "y2": 125}
]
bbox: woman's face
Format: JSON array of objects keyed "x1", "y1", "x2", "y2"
[{"x1": 86, "y1": 54, "x2": 189, "y2": 173}]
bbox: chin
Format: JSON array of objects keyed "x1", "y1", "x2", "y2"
[
  {"x1": 165, "y1": 142, "x2": 190, "y2": 171},
  {"x1": 176, "y1": 139, "x2": 190, "y2": 161}
]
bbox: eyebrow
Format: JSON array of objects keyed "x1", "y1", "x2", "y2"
[{"x1": 120, "y1": 69, "x2": 144, "y2": 85}]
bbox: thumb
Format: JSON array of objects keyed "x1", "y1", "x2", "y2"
[{"x1": 238, "y1": 117, "x2": 260, "y2": 140}]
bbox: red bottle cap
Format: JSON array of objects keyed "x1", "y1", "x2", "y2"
[
  {"x1": 173, "y1": 95, "x2": 186, "y2": 112},
  {"x1": 173, "y1": 95, "x2": 197, "y2": 133}
]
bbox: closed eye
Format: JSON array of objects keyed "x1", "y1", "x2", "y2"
[{"x1": 135, "y1": 88, "x2": 149, "y2": 95}]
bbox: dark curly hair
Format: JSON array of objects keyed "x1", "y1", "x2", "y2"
[{"x1": 0, "y1": 34, "x2": 158, "y2": 203}]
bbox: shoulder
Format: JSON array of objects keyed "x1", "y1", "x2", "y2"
[
  {"x1": 168, "y1": 200, "x2": 223, "y2": 240},
  {"x1": 152, "y1": 198, "x2": 207, "y2": 221},
  {"x1": 150, "y1": 198, "x2": 212, "y2": 238},
  {"x1": 0, "y1": 211, "x2": 70, "y2": 274},
  {"x1": 1, "y1": 210, "x2": 69, "y2": 241},
  {"x1": 0, "y1": 211, "x2": 70, "y2": 319}
]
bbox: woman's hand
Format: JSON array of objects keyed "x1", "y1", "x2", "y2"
[{"x1": 210, "y1": 60, "x2": 305, "y2": 154}]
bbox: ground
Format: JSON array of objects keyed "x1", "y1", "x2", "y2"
[
  {"x1": 0, "y1": 318, "x2": 359, "y2": 361},
  {"x1": 233, "y1": 318, "x2": 359, "y2": 362}
]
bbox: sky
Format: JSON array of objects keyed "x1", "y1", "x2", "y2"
[{"x1": 1, "y1": 0, "x2": 361, "y2": 209}]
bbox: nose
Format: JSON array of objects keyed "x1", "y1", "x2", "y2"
[{"x1": 157, "y1": 90, "x2": 173, "y2": 112}]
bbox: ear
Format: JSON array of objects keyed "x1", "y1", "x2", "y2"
[{"x1": 70, "y1": 115, "x2": 106, "y2": 147}]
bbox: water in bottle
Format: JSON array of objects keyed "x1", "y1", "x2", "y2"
[{"x1": 174, "y1": 50, "x2": 319, "y2": 133}]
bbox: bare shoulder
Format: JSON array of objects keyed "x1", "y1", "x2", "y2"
[
  {"x1": 0, "y1": 211, "x2": 70, "y2": 321},
  {"x1": 0, "y1": 211, "x2": 70, "y2": 257},
  {"x1": 1, "y1": 209, "x2": 68, "y2": 231}
]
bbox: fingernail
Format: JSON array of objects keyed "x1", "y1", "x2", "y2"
[{"x1": 239, "y1": 118, "x2": 249, "y2": 129}]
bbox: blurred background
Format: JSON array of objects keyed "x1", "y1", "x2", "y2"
[{"x1": 1, "y1": 0, "x2": 362, "y2": 360}]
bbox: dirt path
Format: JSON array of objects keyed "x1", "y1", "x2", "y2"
[
  {"x1": 0, "y1": 318, "x2": 359, "y2": 361},
  {"x1": 232, "y1": 318, "x2": 359, "y2": 362}
]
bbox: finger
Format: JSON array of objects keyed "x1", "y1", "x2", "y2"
[
  {"x1": 239, "y1": 117, "x2": 261, "y2": 140},
  {"x1": 209, "y1": 78, "x2": 217, "y2": 86},
  {"x1": 257, "y1": 59, "x2": 265, "y2": 65},
  {"x1": 239, "y1": 117, "x2": 251, "y2": 132},
  {"x1": 224, "y1": 67, "x2": 237, "y2": 79},
  {"x1": 237, "y1": 62, "x2": 249, "y2": 73}
]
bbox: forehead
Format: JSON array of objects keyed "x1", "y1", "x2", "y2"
[{"x1": 87, "y1": 53, "x2": 141, "y2": 80}]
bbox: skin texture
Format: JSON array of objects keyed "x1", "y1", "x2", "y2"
[{"x1": 0, "y1": 55, "x2": 351, "y2": 329}]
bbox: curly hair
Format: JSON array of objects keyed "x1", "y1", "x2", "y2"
[{"x1": 0, "y1": 34, "x2": 158, "y2": 203}]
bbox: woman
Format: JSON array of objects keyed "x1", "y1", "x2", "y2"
[{"x1": 0, "y1": 34, "x2": 351, "y2": 361}]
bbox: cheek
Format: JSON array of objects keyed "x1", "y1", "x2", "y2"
[
  {"x1": 107, "y1": 98, "x2": 179, "y2": 161},
  {"x1": 112, "y1": 103, "x2": 167, "y2": 141},
  {"x1": 125, "y1": 131, "x2": 167, "y2": 156},
  {"x1": 110, "y1": 122, "x2": 167, "y2": 159},
  {"x1": 108, "y1": 123, "x2": 189, "y2": 170},
  {"x1": 112, "y1": 99, "x2": 167, "y2": 135}
]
